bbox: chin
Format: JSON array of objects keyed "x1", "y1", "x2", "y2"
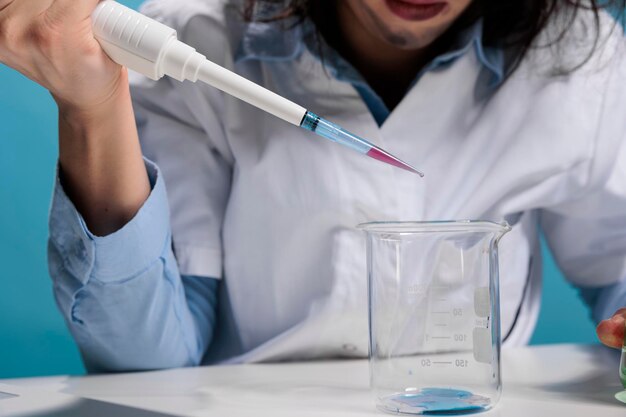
[
  {"x1": 377, "y1": 24, "x2": 449, "y2": 50},
  {"x1": 359, "y1": 0, "x2": 465, "y2": 50}
]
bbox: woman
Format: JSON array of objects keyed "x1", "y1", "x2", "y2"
[{"x1": 0, "y1": 0, "x2": 624, "y2": 371}]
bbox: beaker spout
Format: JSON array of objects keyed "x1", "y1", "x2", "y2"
[{"x1": 494, "y1": 222, "x2": 512, "y2": 242}]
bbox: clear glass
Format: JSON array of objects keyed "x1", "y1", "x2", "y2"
[
  {"x1": 617, "y1": 324, "x2": 626, "y2": 404},
  {"x1": 621, "y1": 334, "x2": 626, "y2": 389},
  {"x1": 359, "y1": 221, "x2": 511, "y2": 415}
]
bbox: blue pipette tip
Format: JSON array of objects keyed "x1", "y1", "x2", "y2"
[{"x1": 300, "y1": 111, "x2": 424, "y2": 176}]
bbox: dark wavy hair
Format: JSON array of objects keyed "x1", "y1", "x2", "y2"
[{"x1": 243, "y1": 0, "x2": 625, "y2": 75}]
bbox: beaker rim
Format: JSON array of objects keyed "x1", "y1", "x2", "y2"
[{"x1": 357, "y1": 220, "x2": 511, "y2": 234}]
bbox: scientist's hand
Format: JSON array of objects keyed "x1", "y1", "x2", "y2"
[
  {"x1": 0, "y1": 1, "x2": 150, "y2": 236},
  {"x1": 597, "y1": 308, "x2": 626, "y2": 348},
  {"x1": 0, "y1": 0, "x2": 123, "y2": 110}
]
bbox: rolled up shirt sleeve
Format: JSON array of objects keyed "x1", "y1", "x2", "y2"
[
  {"x1": 48, "y1": 159, "x2": 218, "y2": 372},
  {"x1": 578, "y1": 280, "x2": 626, "y2": 324}
]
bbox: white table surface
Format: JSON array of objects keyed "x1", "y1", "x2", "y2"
[{"x1": 2, "y1": 344, "x2": 625, "y2": 416}]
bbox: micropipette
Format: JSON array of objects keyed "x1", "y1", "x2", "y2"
[{"x1": 91, "y1": 1, "x2": 423, "y2": 176}]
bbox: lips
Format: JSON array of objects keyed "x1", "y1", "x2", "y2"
[{"x1": 384, "y1": 0, "x2": 449, "y2": 21}]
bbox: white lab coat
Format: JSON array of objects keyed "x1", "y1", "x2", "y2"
[{"x1": 130, "y1": 0, "x2": 626, "y2": 363}]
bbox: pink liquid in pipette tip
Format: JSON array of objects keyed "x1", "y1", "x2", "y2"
[{"x1": 366, "y1": 147, "x2": 424, "y2": 176}]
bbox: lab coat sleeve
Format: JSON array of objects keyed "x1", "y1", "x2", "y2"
[
  {"x1": 130, "y1": 1, "x2": 236, "y2": 279},
  {"x1": 540, "y1": 140, "x2": 626, "y2": 322},
  {"x1": 48, "y1": 159, "x2": 218, "y2": 372},
  {"x1": 539, "y1": 89, "x2": 626, "y2": 324},
  {"x1": 131, "y1": 74, "x2": 233, "y2": 279}
]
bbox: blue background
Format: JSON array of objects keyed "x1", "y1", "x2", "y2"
[{"x1": 0, "y1": 1, "x2": 616, "y2": 379}]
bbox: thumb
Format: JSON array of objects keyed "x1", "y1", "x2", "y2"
[
  {"x1": 596, "y1": 308, "x2": 626, "y2": 349},
  {"x1": 47, "y1": 0, "x2": 102, "y2": 24}
]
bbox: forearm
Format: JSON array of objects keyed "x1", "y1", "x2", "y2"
[
  {"x1": 57, "y1": 71, "x2": 150, "y2": 236},
  {"x1": 0, "y1": 0, "x2": 147, "y2": 237}
]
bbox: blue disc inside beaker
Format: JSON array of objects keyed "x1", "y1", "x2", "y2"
[{"x1": 381, "y1": 388, "x2": 491, "y2": 415}]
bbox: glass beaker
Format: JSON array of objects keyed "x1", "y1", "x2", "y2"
[{"x1": 359, "y1": 221, "x2": 511, "y2": 415}]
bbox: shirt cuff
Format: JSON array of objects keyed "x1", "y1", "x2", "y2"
[
  {"x1": 49, "y1": 158, "x2": 171, "y2": 284},
  {"x1": 594, "y1": 279, "x2": 626, "y2": 322},
  {"x1": 578, "y1": 278, "x2": 626, "y2": 323}
]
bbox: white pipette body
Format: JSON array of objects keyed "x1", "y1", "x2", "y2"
[
  {"x1": 91, "y1": 1, "x2": 422, "y2": 175},
  {"x1": 91, "y1": 0, "x2": 307, "y2": 125}
]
